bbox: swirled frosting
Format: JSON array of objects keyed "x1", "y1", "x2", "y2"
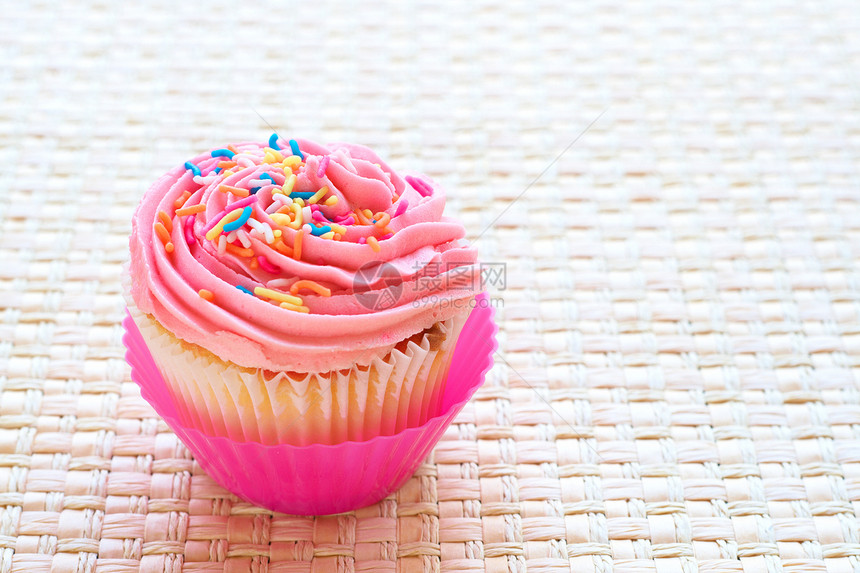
[{"x1": 128, "y1": 137, "x2": 479, "y2": 372}]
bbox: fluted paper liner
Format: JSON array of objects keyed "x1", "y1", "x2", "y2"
[
  {"x1": 123, "y1": 293, "x2": 497, "y2": 515},
  {"x1": 126, "y1": 302, "x2": 470, "y2": 446}
]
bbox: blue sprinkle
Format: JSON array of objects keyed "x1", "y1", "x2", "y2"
[
  {"x1": 268, "y1": 134, "x2": 281, "y2": 150},
  {"x1": 310, "y1": 225, "x2": 332, "y2": 236},
  {"x1": 211, "y1": 148, "x2": 235, "y2": 159},
  {"x1": 223, "y1": 206, "x2": 253, "y2": 232},
  {"x1": 214, "y1": 167, "x2": 222, "y2": 174},
  {"x1": 260, "y1": 173, "x2": 275, "y2": 183},
  {"x1": 236, "y1": 285, "x2": 253, "y2": 295},
  {"x1": 290, "y1": 191, "x2": 316, "y2": 199},
  {"x1": 250, "y1": 187, "x2": 261, "y2": 195},
  {"x1": 184, "y1": 162, "x2": 201, "y2": 176},
  {"x1": 289, "y1": 139, "x2": 304, "y2": 160}
]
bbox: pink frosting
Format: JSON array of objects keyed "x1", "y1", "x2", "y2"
[{"x1": 128, "y1": 138, "x2": 478, "y2": 372}]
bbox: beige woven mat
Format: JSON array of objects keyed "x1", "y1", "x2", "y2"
[{"x1": 2, "y1": 0, "x2": 860, "y2": 571}]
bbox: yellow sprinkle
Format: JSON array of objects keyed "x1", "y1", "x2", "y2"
[
  {"x1": 205, "y1": 208, "x2": 244, "y2": 241},
  {"x1": 289, "y1": 203, "x2": 303, "y2": 228},
  {"x1": 366, "y1": 236, "x2": 380, "y2": 252},
  {"x1": 320, "y1": 231, "x2": 335, "y2": 240},
  {"x1": 282, "y1": 155, "x2": 302, "y2": 168},
  {"x1": 282, "y1": 173, "x2": 297, "y2": 195},
  {"x1": 293, "y1": 197, "x2": 305, "y2": 207},
  {"x1": 363, "y1": 209, "x2": 373, "y2": 218},
  {"x1": 255, "y1": 287, "x2": 303, "y2": 306},
  {"x1": 223, "y1": 170, "x2": 234, "y2": 177},
  {"x1": 324, "y1": 195, "x2": 339, "y2": 206},
  {"x1": 270, "y1": 213, "x2": 292, "y2": 227},
  {"x1": 279, "y1": 301, "x2": 310, "y2": 313},
  {"x1": 274, "y1": 229, "x2": 282, "y2": 238},
  {"x1": 330, "y1": 224, "x2": 347, "y2": 235},
  {"x1": 264, "y1": 147, "x2": 285, "y2": 162},
  {"x1": 308, "y1": 186, "x2": 329, "y2": 205}
]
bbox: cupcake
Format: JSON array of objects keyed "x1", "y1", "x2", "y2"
[{"x1": 125, "y1": 135, "x2": 479, "y2": 447}]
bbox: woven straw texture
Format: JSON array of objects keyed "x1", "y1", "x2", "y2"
[{"x1": 2, "y1": 0, "x2": 860, "y2": 571}]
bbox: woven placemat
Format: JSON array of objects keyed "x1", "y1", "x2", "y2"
[{"x1": 2, "y1": 0, "x2": 860, "y2": 571}]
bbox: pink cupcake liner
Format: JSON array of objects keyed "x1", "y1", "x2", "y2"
[{"x1": 122, "y1": 292, "x2": 497, "y2": 515}]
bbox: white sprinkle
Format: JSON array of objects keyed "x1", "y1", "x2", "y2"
[
  {"x1": 193, "y1": 174, "x2": 219, "y2": 185},
  {"x1": 217, "y1": 234, "x2": 227, "y2": 255},
  {"x1": 236, "y1": 229, "x2": 252, "y2": 248},
  {"x1": 272, "y1": 193, "x2": 292, "y2": 206},
  {"x1": 236, "y1": 156, "x2": 256, "y2": 168},
  {"x1": 247, "y1": 218, "x2": 276, "y2": 244},
  {"x1": 262, "y1": 222, "x2": 274, "y2": 244}
]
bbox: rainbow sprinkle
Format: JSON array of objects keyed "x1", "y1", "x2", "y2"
[
  {"x1": 184, "y1": 162, "x2": 201, "y2": 176},
  {"x1": 172, "y1": 134, "x2": 415, "y2": 314},
  {"x1": 257, "y1": 255, "x2": 280, "y2": 274},
  {"x1": 405, "y1": 175, "x2": 433, "y2": 197},
  {"x1": 317, "y1": 156, "x2": 330, "y2": 178},
  {"x1": 222, "y1": 206, "x2": 253, "y2": 232},
  {"x1": 289, "y1": 139, "x2": 303, "y2": 160}
]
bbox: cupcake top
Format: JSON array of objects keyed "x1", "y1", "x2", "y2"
[{"x1": 128, "y1": 136, "x2": 478, "y2": 372}]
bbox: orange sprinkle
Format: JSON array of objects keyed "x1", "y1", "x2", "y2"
[
  {"x1": 198, "y1": 289, "x2": 214, "y2": 302},
  {"x1": 217, "y1": 160, "x2": 237, "y2": 169},
  {"x1": 293, "y1": 229, "x2": 303, "y2": 260},
  {"x1": 366, "y1": 236, "x2": 380, "y2": 252},
  {"x1": 249, "y1": 258, "x2": 259, "y2": 270},
  {"x1": 279, "y1": 301, "x2": 310, "y2": 313},
  {"x1": 363, "y1": 209, "x2": 373, "y2": 218},
  {"x1": 157, "y1": 210, "x2": 172, "y2": 233},
  {"x1": 175, "y1": 203, "x2": 207, "y2": 217},
  {"x1": 353, "y1": 209, "x2": 372, "y2": 225},
  {"x1": 154, "y1": 222, "x2": 171, "y2": 245},
  {"x1": 272, "y1": 240, "x2": 293, "y2": 256},
  {"x1": 165, "y1": 241, "x2": 174, "y2": 253},
  {"x1": 373, "y1": 213, "x2": 391, "y2": 228},
  {"x1": 290, "y1": 280, "x2": 332, "y2": 297},
  {"x1": 333, "y1": 233, "x2": 342, "y2": 241},
  {"x1": 225, "y1": 243, "x2": 255, "y2": 258},
  {"x1": 227, "y1": 144, "x2": 239, "y2": 154},
  {"x1": 219, "y1": 185, "x2": 250, "y2": 198},
  {"x1": 174, "y1": 191, "x2": 192, "y2": 209}
]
